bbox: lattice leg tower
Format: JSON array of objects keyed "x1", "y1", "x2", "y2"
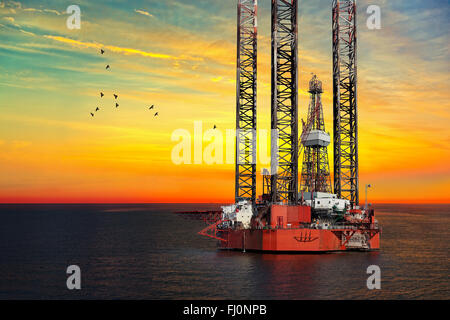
[
  {"x1": 235, "y1": 0, "x2": 258, "y2": 207},
  {"x1": 270, "y1": 0, "x2": 299, "y2": 205},
  {"x1": 332, "y1": 0, "x2": 359, "y2": 207}
]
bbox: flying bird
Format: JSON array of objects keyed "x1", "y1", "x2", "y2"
[
  {"x1": 106, "y1": 65, "x2": 110, "y2": 70},
  {"x1": 100, "y1": 49, "x2": 105, "y2": 54},
  {"x1": 113, "y1": 94, "x2": 118, "y2": 99},
  {"x1": 95, "y1": 107, "x2": 100, "y2": 112},
  {"x1": 213, "y1": 125, "x2": 217, "y2": 129},
  {"x1": 100, "y1": 92, "x2": 104, "y2": 97},
  {"x1": 90, "y1": 113, "x2": 94, "y2": 117},
  {"x1": 149, "y1": 105, "x2": 154, "y2": 110},
  {"x1": 115, "y1": 103, "x2": 119, "y2": 108},
  {"x1": 154, "y1": 112, "x2": 159, "y2": 117}
]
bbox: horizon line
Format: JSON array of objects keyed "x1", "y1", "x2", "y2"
[{"x1": 0, "y1": 202, "x2": 449, "y2": 205}]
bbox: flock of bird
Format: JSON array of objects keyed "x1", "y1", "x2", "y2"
[
  {"x1": 89, "y1": 49, "x2": 219, "y2": 130},
  {"x1": 90, "y1": 48, "x2": 160, "y2": 118}
]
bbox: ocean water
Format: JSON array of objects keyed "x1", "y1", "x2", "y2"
[{"x1": 0, "y1": 203, "x2": 448, "y2": 300}]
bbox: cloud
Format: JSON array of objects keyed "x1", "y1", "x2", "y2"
[
  {"x1": 43, "y1": 35, "x2": 202, "y2": 62},
  {"x1": 22, "y1": 7, "x2": 62, "y2": 15},
  {"x1": 7, "y1": 0, "x2": 21, "y2": 9},
  {"x1": 43, "y1": 9, "x2": 61, "y2": 15},
  {"x1": 23, "y1": 7, "x2": 42, "y2": 12},
  {"x1": 2, "y1": 15, "x2": 36, "y2": 36},
  {"x1": 134, "y1": 9, "x2": 153, "y2": 18},
  {"x1": 3, "y1": 16, "x2": 14, "y2": 22},
  {"x1": 19, "y1": 29, "x2": 34, "y2": 36},
  {"x1": 2, "y1": 16, "x2": 19, "y2": 27}
]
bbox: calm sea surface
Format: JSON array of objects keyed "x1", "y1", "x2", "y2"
[{"x1": 0, "y1": 203, "x2": 448, "y2": 300}]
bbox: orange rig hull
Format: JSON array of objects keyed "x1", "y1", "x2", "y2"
[
  {"x1": 218, "y1": 228, "x2": 380, "y2": 252},
  {"x1": 176, "y1": 205, "x2": 381, "y2": 253}
]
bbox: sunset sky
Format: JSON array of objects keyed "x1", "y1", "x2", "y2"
[{"x1": 0, "y1": 0, "x2": 449, "y2": 204}]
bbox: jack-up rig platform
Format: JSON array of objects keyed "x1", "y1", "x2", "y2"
[{"x1": 177, "y1": 0, "x2": 381, "y2": 252}]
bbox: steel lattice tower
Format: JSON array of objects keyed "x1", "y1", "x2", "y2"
[
  {"x1": 300, "y1": 75, "x2": 332, "y2": 194},
  {"x1": 332, "y1": 0, "x2": 359, "y2": 207},
  {"x1": 270, "y1": 0, "x2": 298, "y2": 204},
  {"x1": 235, "y1": 0, "x2": 258, "y2": 207}
]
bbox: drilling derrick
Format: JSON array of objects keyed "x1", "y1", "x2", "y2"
[
  {"x1": 235, "y1": 0, "x2": 258, "y2": 207},
  {"x1": 300, "y1": 75, "x2": 332, "y2": 194},
  {"x1": 270, "y1": 0, "x2": 298, "y2": 205},
  {"x1": 332, "y1": 0, "x2": 359, "y2": 207}
]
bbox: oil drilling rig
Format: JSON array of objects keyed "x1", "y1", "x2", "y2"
[{"x1": 177, "y1": 0, "x2": 380, "y2": 252}]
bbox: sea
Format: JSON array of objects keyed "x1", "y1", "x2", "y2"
[{"x1": 0, "y1": 203, "x2": 448, "y2": 300}]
